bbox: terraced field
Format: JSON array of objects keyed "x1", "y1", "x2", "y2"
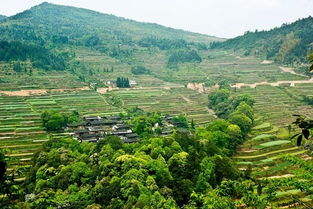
[
  {"x1": 0, "y1": 87, "x2": 215, "y2": 178},
  {"x1": 115, "y1": 87, "x2": 215, "y2": 125},
  {"x1": 234, "y1": 120, "x2": 313, "y2": 208},
  {"x1": 234, "y1": 85, "x2": 313, "y2": 127},
  {"x1": 145, "y1": 50, "x2": 307, "y2": 84}
]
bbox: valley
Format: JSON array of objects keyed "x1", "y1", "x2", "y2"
[{"x1": 0, "y1": 2, "x2": 312, "y2": 208}]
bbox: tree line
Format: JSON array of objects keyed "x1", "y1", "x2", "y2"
[
  {"x1": 167, "y1": 50, "x2": 202, "y2": 67},
  {"x1": 116, "y1": 77, "x2": 130, "y2": 88},
  {"x1": 0, "y1": 41, "x2": 66, "y2": 71}
]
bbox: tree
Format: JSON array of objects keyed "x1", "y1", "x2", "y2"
[
  {"x1": 13, "y1": 62, "x2": 22, "y2": 72},
  {"x1": 208, "y1": 89, "x2": 230, "y2": 107},
  {"x1": 218, "y1": 80, "x2": 230, "y2": 90},
  {"x1": 172, "y1": 115, "x2": 189, "y2": 128},
  {"x1": 41, "y1": 110, "x2": 80, "y2": 131},
  {"x1": 116, "y1": 77, "x2": 130, "y2": 88},
  {"x1": 131, "y1": 66, "x2": 150, "y2": 75},
  {"x1": 168, "y1": 50, "x2": 202, "y2": 67},
  {"x1": 308, "y1": 53, "x2": 313, "y2": 73},
  {"x1": 234, "y1": 101, "x2": 254, "y2": 121},
  {"x1": 228, "y1": 113, "x2": 252, "y2": 136},
  {"x1": 0, "y1": 149, "x2": 6, "y2": 189},
  {"x1": 291, "y1": 114, "x2": 313, "y2": 146}
]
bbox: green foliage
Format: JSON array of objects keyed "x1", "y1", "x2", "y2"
[
  {"x1": 302, "y1": 95, "x2": 313, "y2": 106},
  {"x1": 116, "y1": 77, "x2": 130, "y2": 88},
  {"x1": 308, "y1": 53, "x2": 313, "y2": 72},
  {"x1": 127, "y1": 111, "x2": 162, "y2": 136},
  {"x1": 0, "y1": 41, "x2": 66, "y2": 71},
  {"x1": 167, "y1": 50, "x2": 202, "y2": 67},
  {"x1": 12, "y1": 114, "x2": 255, "y2": 208},
  {"x1": 41, "y1": 110, "x2": 80, "y2": 131},
  {"x1": 131, "y1": 66, "x2": 150, "y2": 75},
  {"x1": 211, "y1": 17, "x2": 313, "y2": 64},
  {"x1": 138, "y1": 37, "x2": 188, "y2": 50},
  {"x1": 208, "y1": 89, "x2": 230, "y2": 108},
  {"x1": 105, "y1": 93, "x2": 122, "y2": 107},
  {"x1": 172, "y1": 114, "x2": 189, "y2": 128},
  {"x1": 291, "y1": 114, "x2": 313, "y2": 146},
  {"x1": 229, "y1": 113, "x2": 253, "y2": 136},
  {"x1": 207, "y1": 90, "x2": 254, "y2": 150},
  {"x1": 0, "y1": 148, "x2": 6, "y2": 186},
  {"x1": 208, "y1": 89, "x2": 255, "y2": 121}
]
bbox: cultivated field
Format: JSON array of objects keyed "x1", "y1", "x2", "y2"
[
  {"x1": 234, "y1": 119, "x2": 312, "y2": 208},
  {"x1": 0, "y1": 87, "x2": 215, "y2": 178}
]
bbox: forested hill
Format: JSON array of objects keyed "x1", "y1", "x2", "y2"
[
  {"x1": 0, "y1": 15, "x2": 6, "y2": 20},
  {"x1": 210, "y1": 16, "x2": 313, "y2": 65},
  {"x1": 0, "y1": 2, "x2": 222, "y2": 45}
]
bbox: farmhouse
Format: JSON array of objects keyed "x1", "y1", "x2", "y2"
[
  {"x1": 83, "y1": 116, "x2": 102, "y2": 122},
  {"x1": 129, "y1": 80, "x2": 137, "y2": 86},
  {"x1": 106, "y1": 80, "x2": 116, "y2": 87},
  {"x1": 70, "y1": 115, "x2": 139, "y2": 143}
]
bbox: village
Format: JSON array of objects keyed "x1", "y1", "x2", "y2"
[{"x1": 67, "y1": 114, "x2": 179, "y2": 143}]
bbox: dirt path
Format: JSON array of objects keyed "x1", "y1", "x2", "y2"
[
  {"x1": 231, "y1": 65, "x2": 312, "y2": 89},
  {"x1": 279, "y1": 66, "x2": 306, "y2": 77},
  {"x1": 259, "y1": 174, "x2": 295, "y2": 180},
  {"x1": 180, "y1": 95, "x2": 191, "y2": 103},
  {"x1": 205, "y1": 107, "x2": 217, "y2": 118},
  {"x1": 261, "y1": 60, "x2": 274, "y2": 64},
  {"x1": 96, "y1": 85, "x2": 185, "y2": 94},
  {"x1": 232, "y1": 77, "x2": 313, "y2": 89},
  {"x1": 0, "y1": 87, "x2": 90, "y2": 97}
]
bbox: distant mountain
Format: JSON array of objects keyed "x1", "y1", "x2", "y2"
[
  {"x1": 0, "y1": 2, "x2": 223, "y2": 45},
  {"x1": 0, "y1": 2, "x2": 225, "y2": 74},
  {"x1": 211, "y1": 16, "x2": 313, "y2": 64},
  {"x1": 0, "y1": 15, "x2": 6, "y2": 20}
]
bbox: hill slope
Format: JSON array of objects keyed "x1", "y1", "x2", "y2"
[
  {"x1": 210, "y1": 16, "x2": 313, "y2": 64},
  {"x1": 0, "y1": 2, "x2": 223, "y2": 45},
  {"x1": 0, "y1": 15, "x2": 6, "y2": 20}
]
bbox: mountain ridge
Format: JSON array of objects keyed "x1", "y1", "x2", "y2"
[
  {"x1": 0, "y1": 2, "x2": 224, "y2": 44},
  {"x1": 210, "y1": 16, "x2": 313, "y2": 64}
]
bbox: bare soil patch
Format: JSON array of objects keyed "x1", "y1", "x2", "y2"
[
  {"x1": 261, "y1": 60, "x2": 274, "y2": 64},
  {"x1": 0, "y1": 87, "x2": 90, "y2": 97},
  {"x1": 187, "y1": 83, "x2": 205, "y2": 93}
]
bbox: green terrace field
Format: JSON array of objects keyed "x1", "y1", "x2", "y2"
[
  {"x1": 71, "y1": 48, "x2": 309, "y2": 87},
  {"x1": 234, "y1": 119, "x2": 312, "y2": 208},
  {"x1": 234, "y1": 84, "x2": 313, "y2": 127},
  {"x1": 0, "y1": 87, "x2": 215, "y2": 179},
  {"x1": 0, "y1": 62, "x2": 85, "y2": 91},
  {"x1": 74, "y1": 48, "x2": 179, "y2": 87},
  {"x1": 113, "y1": 87, "x2": 215, "y2": 125},
  {"x1": 142, "y1": 50, "x2": 308, "y2": 84}
]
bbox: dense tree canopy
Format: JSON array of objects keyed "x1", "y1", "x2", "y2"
[
  {"x1": 41, "y1": 110, "x2": 80, "y2": 131},
  {"x1": 168, "y1": 50, "x2": 202, "y2": 67},
  {"x1": 0, "y1": 41, "x2": 66, "y2": 71},
  {"x1": 116, "y1": 77, "x2": 130, "y2": 88},
  {"x1": 12, "y1": 123, "x2": 265, "y2": 208},
  {"x1": 131, "y1": 66, "x2": 150, "y2": 75},
  {"x1": 210, "y1": 17, "x2": 313, "y2": 65}
]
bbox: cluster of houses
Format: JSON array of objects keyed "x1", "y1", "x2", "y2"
[
  {"x1": 68, "y1": 114, "x2": 187, "y2": 144},
  {"x1": 68, "y1": 116, "x2": 139, "y2": 143}
]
